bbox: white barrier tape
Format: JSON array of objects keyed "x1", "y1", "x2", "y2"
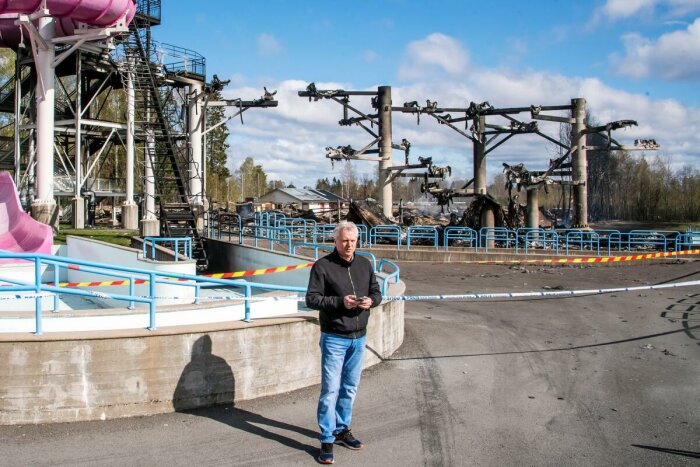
[
  {"x1": 0, "y1": 293, "x2": 55, "y2": 300},
  {"x1": 2, "y1": 279, "x2": 698, "y2": 303},
  {"x1": 381, "y1": 279, "x2": 700, "y2": 301}
]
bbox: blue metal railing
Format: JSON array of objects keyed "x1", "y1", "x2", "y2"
[
  {"x1": 0, "y1": 252, "x2": 306, "y2": 335},
  {"x1": 278, "y1": 218, "x2": 316, "y2": 239},
  {"x1": 312, "y1": 224, "x2": 337, "y2": 244},
  {"x1": 480, "y1": 227, "x2": 517, "y2": 252},
  {"x1": 627, "y1": 230, "x2": 679, "y2": 252},
  {"x1": 369, "y1": 225, "x2": 402, "y2": 249},
  {"x1": 205, "y1": 211, "x2": 698, "y2": 257},
  {"x1": 516, "y1": 228, "x2": 560, "y2": 255},
  {"x1": 143, "y1": 236, "x2": 192, "y2": 261},
  {"x1": 250, "y1": 225, "x2": 293, "y2": 252},
  {"x1": 443, "y1": 226, "x2": 478, "y2": 251},
  {"x1": 378, "y1": 258, "x2": 400, "y2": 295},
  {"x1": 216, "y1": 212, "x2": 243, "y2": 244},
  {"x1": 406, "y1": 226, "x2": 438, "y2": 250}
]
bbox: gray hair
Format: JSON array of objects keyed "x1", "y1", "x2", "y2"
[{"x1": 334, "y1": 220, "x2": 359, "y2": 240}]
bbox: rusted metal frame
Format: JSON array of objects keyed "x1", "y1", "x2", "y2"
[
  {"x1": 428, "y1": 113, "x2": 474, "y2": 141},
  {"x1": 353, "y1": 120, "x2": 379, "y2": 138},
  {"x1": 530, "y1": 113, "x2": 573, "y2": 124},
  {"x1": 330, "y1": 95, "x2": 379, "y2": 127},
  {"x1": 386, "y1": 163, "x2": 428, "y2": 171},
  {"x1": 537, "y1": 145, "x2": 575, "y2": 180},
  {"x1": 484, "y1": 132, "x2": 516, "y2": 156},
  {"x1": 393, "y1": 172, "x2": 444, "y2": 178},
  {"x1": 534, "y1": 129, "x2": 569, "y2": 149},
  {"x1": 484, "y1": 104, "x2": 571, "y2": 116},
  {"x1": 298, "y1": 89, "x2": 377, "y2": 98},
  {"x1": 352, "y1": 137, "x2": 381, "y2": 158}
]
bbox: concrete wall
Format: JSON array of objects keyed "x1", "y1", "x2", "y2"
[
  {"x1": 0, "y1": 279, "x2": 405, "y2": 425},
  {"x1": 206, "y1": 238, "x2": 312, "y2": 288}
]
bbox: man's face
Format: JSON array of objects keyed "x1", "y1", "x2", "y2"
[{"x1": 335, "y1": 228, "x2": 358, "y2": 261}]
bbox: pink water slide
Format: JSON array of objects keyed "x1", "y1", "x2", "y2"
[
  {"x1": 0, "y1": 171, "x2": 53, "y2": 254},
  {"x1": 0, "y1": 0, "x2": 136, "y2": 48}
]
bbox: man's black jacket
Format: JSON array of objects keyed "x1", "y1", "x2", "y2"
[{"x1": 305, "y1": 249, "x2": 382, "y2": 338}]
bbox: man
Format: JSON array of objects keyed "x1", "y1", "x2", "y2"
[{"x1": 306, "y1": 221, "x2": 382, "y2": 464}]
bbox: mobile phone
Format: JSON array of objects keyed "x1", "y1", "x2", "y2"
[{"x1": 356, "y1": 296, "x2": 368, "y2": 301}]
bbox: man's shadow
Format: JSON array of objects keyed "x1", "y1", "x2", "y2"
[{"x1": 173, "y1": 335, "x2": 318, "y2": 457}]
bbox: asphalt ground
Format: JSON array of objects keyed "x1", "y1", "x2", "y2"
[{"x1": 1, "y1": 259, "x2": 699, "y2": 466}]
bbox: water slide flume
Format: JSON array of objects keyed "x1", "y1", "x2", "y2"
[{"x1": 0, "y1": 0, "x2": 136, "y2": 48}]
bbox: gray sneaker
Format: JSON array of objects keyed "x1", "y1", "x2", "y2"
[
  {"x1": 334, "y1": 429, "x2": 364, "y2": 450},
  {"x1": 318, "y1": 442, "x2": 334, "y2": 464}
]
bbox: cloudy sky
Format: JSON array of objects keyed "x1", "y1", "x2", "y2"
[{"x1": 158, "y1": 0, "x2": 700, "y2": 188}]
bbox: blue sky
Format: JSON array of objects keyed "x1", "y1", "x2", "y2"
[{"x1": 156, "y1": 0, "x2": 700, "y2": 189}]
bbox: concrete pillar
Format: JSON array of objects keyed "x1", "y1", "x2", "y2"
[
  {"x1": 572, "y1": 98, "x2": 588, "y2": 228},
  {"x1": 71, "y1": 197, "x2": 85, "y2": 227},
  {"x1": 377, "y1": 86, "x2": 393, "y2": 219},
  {"x1": 30, "y1": 15, "x2": 57, "y2": 227},
  {"x1": 473, "y1": 113, "x2": 494, "y2": 236},
  {"x1": 526, "y1": 187, "x2": 540, "y2": 229},
  {"x1": 141, "y1": 129, "x2": 159, "y2": 237},
  {"x1": 140, "y1": 218, "x2": 160, "y2": 237},
  {"x1": 144, "y1": 129, "x2": 156, "y2": 219},
  {"x1": 188, "y1": 82, "x2": 204, "y2": 232},
  {"x1": 188, "y1": 82, "x2": 203, "y2": 205},
  {"x1": 481, "y1": 206, "x2": 495, "y2": 250},
  {"x1": 122, "y1": 68, "x2": 138, "y2": 229},
  {"x1": 72, "y1": 51, "x2": 84, "y2": 229},
  {"x1": 473, "y1": 114, "x2": 487, "y2": 195}
]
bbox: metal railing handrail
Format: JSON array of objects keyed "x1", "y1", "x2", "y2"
[
  {"x1": 206, "y1": 221, "x2": 696, "y2": 257},
  {"x1": 406, "y1": 225, "x2": 438, "y2": 250},
  {"x1": 443, "y1": 226, "x2": 478, "y2": 251},
  {"x1": 480, "y1": 227, "x2": 517, "y2": 252},
  {"x1": 292, "y1": 242, "x2": 379, "y2": 273},
  {"x1": 0, "y1": 251, "x2": 306, "y2": 334},
  {"x1": 378, "y1": 258, "x2": 400, "y2": 296},
  {"x1": 369, "y1": 225, "x2": 402, "y2": 249},
  {"x1": 248, "y1": 225, "x2": 293, "y2": 252},
  {"x1": 142, "y1": 236, "x2": 192, "y2": 261}
]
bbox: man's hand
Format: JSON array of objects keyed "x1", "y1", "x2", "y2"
[
  {"x1": 343, "y1": 295, "x2": 372, "y2": 310},
  {"x1": 343, "y1": 295, "x2": 358, "y2": 309}
]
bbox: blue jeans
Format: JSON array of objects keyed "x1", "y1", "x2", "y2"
[{"x1": 317, "y1": 332, "x2": 366, "y2": 443}]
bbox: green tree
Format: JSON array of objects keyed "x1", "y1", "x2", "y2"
[
  {"x1": 238, "y1": 156, "x2": 267, "y2": 199},
  {"x1": 206, "y1": 89, "x2": 231, "y2": 201}
]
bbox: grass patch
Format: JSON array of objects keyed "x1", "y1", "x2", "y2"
[{"x1": 55, "y1": 225, "x2": 138, "y2": 247}]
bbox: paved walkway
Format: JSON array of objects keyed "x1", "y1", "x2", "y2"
[{"x1": 1, "y1": 260, "x2": 699, "y2": 466}]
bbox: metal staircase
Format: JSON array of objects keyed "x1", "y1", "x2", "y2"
[{"x1": 119, "y1": 9, "x2": 208, "y2": 270}]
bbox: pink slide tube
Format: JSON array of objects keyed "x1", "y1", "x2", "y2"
[
  {"x1": 0, "y1": 0, "x2": 136, "y2": 48},
  {"x1": 0, "y1": 171, "x2": 53, "y2": 258}
]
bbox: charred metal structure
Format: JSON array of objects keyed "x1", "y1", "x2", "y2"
[
  {"x1": 299, "y1": 83, "x2": 454, "y2": 220},
  {"x1": 393, "y1": 97, "x2": 658, "y2": 228}
]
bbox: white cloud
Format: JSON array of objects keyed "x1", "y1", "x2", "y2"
[
  {"x1": 591, "y1": 0, "x2": 700, "y2": 24},
  {"x1": 257, "y1": 33, "x2": 282, "y2": 56},
  {"x1": 600, "y1": 0, "x2": 657, "y2": 21},
  {"x1": 398, "y1": 33, "x2": 469, "y2": 80},
  {"x1": 611, "y1": 18, "x2": 700, "y2": 81}
]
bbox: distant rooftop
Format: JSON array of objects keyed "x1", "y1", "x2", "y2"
[{"x1": 265, "y1": 187, "x2": 348, "y2": 203}]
